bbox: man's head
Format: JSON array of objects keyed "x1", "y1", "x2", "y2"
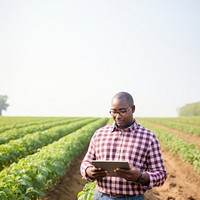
[{"x1": 110, "y1": 92, "x2": 135, "y2": 129}]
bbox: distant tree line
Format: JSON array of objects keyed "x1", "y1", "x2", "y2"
[
  {"x1": 0, "y1": 95, "x2": 9, "y2": 116},
  {"x1": 178, "y1": 101, "x2": 200, "y2": 116}
]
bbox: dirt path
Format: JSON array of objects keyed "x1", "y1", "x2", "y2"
[
  {"x1": 42, "y1": 149, "x2": 87, "y2": 200},
  {"x1": 43, "y1": 141, "x2": 200, "y2": 200},
  {"x1": 150, "y1": 145, "x2": 200, "y2": 200}
]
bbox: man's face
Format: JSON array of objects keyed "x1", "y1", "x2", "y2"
[{"x1": 110, "y1": 97, "x2": 134, "y2": 129}]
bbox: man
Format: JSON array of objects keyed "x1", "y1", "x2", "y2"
[{"x1": 80, "y1": 92, "x2": 167, "y2": 200}]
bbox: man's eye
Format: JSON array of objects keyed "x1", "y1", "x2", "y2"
[{"x1": 120, "y1": 109, "x2": 127, "y2": 113}]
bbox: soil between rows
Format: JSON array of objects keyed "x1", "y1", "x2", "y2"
[{"x1": 42, "y1": 142, "x2": 200, "y2": 200}]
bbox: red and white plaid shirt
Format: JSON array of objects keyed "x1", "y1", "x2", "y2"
[{"x1": 80, "y1": 120, "x2": 167, "y2": 196}]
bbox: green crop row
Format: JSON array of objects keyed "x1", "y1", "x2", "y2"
[
  {"x1": 0, "y1": 118, "x2": 108, "y2": 200},
  {"x1": 0, "y1": 117, "x2": 82, "y2": 144},
  {"x1": 0, "y1": 117, "x2": 66, "y2": 133},
  {"x1": 78, "y1": 181, "x2": 96, "y2": 200},
  {"x1": 171, "y1": 117, "x2": 200, "y2": 126},
  {"x1": 141, "y1": 118, "x2": 200, "y2": 136},
  {"x1": 144, "y1": 117, "x2": 200, "y2": 126},
  {"x1": 0, "y1": 118, "x2": 96, "y2": 171},
  {"x1": 139, "y1": 120, "x2": 200, "y2": 173}
]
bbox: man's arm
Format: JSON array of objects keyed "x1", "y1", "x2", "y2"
[{"x1": 145, "y1": 134, "x2": 167, "y2": 188}]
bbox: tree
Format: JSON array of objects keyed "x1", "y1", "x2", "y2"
[
  {"x1": 0, "y1": 95, "x2": 9, "y2": 116},
  {"x1": 178, "y1": 101, "x2": 200, "y2": 116}
]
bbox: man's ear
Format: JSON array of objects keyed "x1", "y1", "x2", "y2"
[{"x1": 130, "y1": 105, "x2": 135, "y2": 113}]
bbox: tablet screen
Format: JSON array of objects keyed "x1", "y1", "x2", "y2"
[{"x1": 92, "y1": 160, "x2": 130, "y2": 177}]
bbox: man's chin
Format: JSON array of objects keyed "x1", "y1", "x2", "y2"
[{"x1": 116, "y1": 122, "x2": 125, "y2": 128}]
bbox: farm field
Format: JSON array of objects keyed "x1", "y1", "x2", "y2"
[
  {"x1": 0, "y1": 117, "x2": 200, "y2": 200},
  {"x1": 0, "y1": 116, "x2": 109, "y2": 200}
]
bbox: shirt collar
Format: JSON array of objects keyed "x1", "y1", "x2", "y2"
[{"x1": 111, "y1": 119, "x2": 138, "y2": 133}]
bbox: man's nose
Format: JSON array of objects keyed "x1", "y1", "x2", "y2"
[{"x1": 115, "y1": 112, "x2": 122, "y2": 118}]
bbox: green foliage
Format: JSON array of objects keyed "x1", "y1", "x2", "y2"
[
  {"x1": 0, "y1": 95, "x2": 9, "y2": 116},
  {"x1": 178, "y1": 102, "x2": 200, "y2": 116},
  {"x1": 0, "y1": 118, "x2": 95, "y2": 170},
  {"x1": 0, "y1": 118, "x2": 80, "y2": 144},
  {"x1": 141, "y1": 117, "x2": 200, "y2": 136},
  {"x1": 0, "y1": 118, "x2": 108, "y2": 199},
  {"x1": 77, "y1": 182, "x2": 96, "y2": 200}
]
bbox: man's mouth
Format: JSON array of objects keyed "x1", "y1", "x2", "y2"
[{"x1": 117, "y1": 120, "x2": 123, "y2": 124}]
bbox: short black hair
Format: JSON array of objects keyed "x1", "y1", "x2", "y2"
[{"x1": 112, "y1": 92, "x2": 134, "y2": 105}]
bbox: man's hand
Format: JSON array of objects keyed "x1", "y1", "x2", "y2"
[
  {"x1": 114, "y1": 167, "x2": 141, "y2": 182},
  {"x1": 86, "y1": 166, "x2": 108, "y2": 180},
  {"x1": 115, "y1": 167, "x2": 150, "y2": 185}
]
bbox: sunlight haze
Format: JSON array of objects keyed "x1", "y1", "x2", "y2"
[{"x1": 0, "y1": 0, "x2": 200, "y2": 117}]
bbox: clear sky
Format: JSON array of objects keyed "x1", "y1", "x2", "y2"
[{"x1": 0, "y1": 0, "x2": 200, "y2": 118}]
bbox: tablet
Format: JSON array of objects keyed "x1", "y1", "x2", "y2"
[{"x1": 92, "y1": 160, "x2": 130, "y2": 177}]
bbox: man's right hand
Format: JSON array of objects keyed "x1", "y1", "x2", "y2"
[{"x1": 86, "y1": 166, "x2": 108, "y2": 180}]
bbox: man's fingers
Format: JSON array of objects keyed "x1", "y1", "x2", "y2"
[{"x1": 91, "y1": 168, "x2": 108, "y2": 179}]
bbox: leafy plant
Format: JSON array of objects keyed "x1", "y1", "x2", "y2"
[
  {"x1": 0, "y1": 118, "x2": 108, "y2": 199},
  {"x1": 77, "y1": 181, "x2": 96, "y2": 200}
]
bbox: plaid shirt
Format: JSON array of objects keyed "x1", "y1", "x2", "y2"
[{"x1": 80, "y1": 120, "x2": 167, "y2": 196}]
